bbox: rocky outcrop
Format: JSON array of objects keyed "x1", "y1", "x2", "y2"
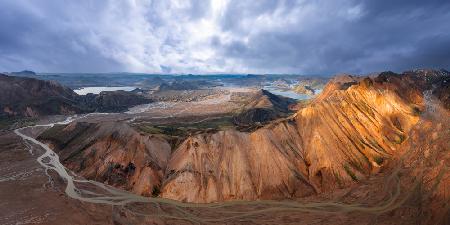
[{"x1": 38, "y1": 122, "x2": 171, "y2": 196}]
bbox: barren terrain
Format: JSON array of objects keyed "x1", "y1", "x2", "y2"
[{"x1": 0, "y1": 70, "x2": 448, "y2": 225}]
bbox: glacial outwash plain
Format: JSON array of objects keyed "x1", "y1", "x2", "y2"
[{"x1": 0, "y1": 70, "x2": 448, "y2": 224}]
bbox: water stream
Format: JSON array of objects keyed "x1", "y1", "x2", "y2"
[{"x1": 11, "y1": 91, "x2": 441, "y2": 223}]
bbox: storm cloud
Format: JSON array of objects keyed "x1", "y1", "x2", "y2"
[{"x1": 0, "y1": 0, "x2": 449, "y2": 74}]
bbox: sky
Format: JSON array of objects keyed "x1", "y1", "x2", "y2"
[{"x1": 0, "y1": 0, "x2": 449, "y2": 75}]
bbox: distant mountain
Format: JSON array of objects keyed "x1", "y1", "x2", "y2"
[
  {"x1": 156, "y1": 81, "x2": 199, "y2": 91},
  {"x1": 0, "y1": 74, "x2": 83, "y2": 117},
  {"x1": 156, "y1": 80, "x2": 215, "y2": 91},
  {"x1": 0, "y1": 74, "x2": 152, "y2": 118},
  {"x1": 233, "y1": 89, "x2": 296, "y2": 126},
  {"x1": 136, "y1": 76, "x2": 165, "y2": 89},
  {"x1": 79, "y1": 91, "x2": 151, "y2": 113},
  {"x1": 9, "y1": 70, "x2": 37, "y2": 76}
]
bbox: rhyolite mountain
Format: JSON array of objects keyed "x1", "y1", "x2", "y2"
[
  {"x1": 0, "y1": 74, "x2": 152, "y2": 118},
  {"x1": 37, "y1": 69, "x2": 449, "y2": 204},
  {"x1": 232, "y1": 89, "x2": 296, "y2": 126},
  {"x1": 161, "y1": 69, "x2": 448, "y2": 202},
  {"x1": 38, "y1": 121, "x2": 171, "y2": 196}
]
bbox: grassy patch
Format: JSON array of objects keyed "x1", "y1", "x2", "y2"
[
  {"x1": 183, "y1": 117, "x2": 235, "y2": 130},
  {"x1": 138, "y1": 125, "x2": 166, "y2": 135},
  {"x1": 136, "y1": 117, "x2": 235, "y2": 137}
]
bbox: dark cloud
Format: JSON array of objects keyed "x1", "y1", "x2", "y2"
[
  {"x1": 0, "y1": 1, "x2": 122, "y2": 72},
  {"x1": 216, "y1": 0, "x2": 450, "y2": 74},
  {"x1": 0, "y1": 0, "x2": 449, "y2": 74}
]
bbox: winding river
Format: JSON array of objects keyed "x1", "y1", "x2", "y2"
[{"x1": 11, "y1": 90, "x2": 444, "y2": 223}]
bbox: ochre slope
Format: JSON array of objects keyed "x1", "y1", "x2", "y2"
[
  {"x1": 160, "y1": 71, "x2": 444, "y2": 203},
  {"x1": 39, "y1": 122, "x2": 171, "y2": 196},
  {"x1": 36, "y1": 69, "x2": 449, "y2": 204}
]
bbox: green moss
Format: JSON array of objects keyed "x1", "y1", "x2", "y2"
[
  {"x1": 151, "y1": 185, "x2": 161, "y2": 197},
  {"x1": 391, "y1": 133, "x2": 405, "y2": 144},
  {"x1": 343, "y1": 164, "x2": 358, "y2": 181},
  {"x1": 412, "y1": 106, "x2": 422, "y2": 116},
  {"x1": 373, "y1": 156, "x2": 384, "y2": 165},
  {"x1": 136, "y1": 116, "x2": 236, "y2": 151},
  {"x1": 333, "y1": 171, "x2": 343, "y2": 187},
  {"x1": 138, "y1": 125, "x2": 165, "y2": 134},
  {"x1": 348, "y1": 160, "x2": 364, "y2": 172},
  {"x1": 368, "y1": 139, "x2": 386, "y2": 153}
]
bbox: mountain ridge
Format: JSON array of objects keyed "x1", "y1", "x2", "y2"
[
  {"x1": 36, "y1": 69, "x2": 449, "y2": 203},
  {"x1": 0, "y1": 73, "x2": 152, "y2": 118}
]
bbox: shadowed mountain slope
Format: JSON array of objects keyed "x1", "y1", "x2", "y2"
[
  {"x1": 232, "y1": 89, "x2": 296, "y2": 125},
  {"x1": 0, "y1": 74, "x2": 82, "y2": 117},
  {"x1": 0, "y1": 74, "x2": 152, "y2": 118}
]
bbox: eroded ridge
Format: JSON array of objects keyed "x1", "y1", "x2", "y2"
[{"x1": 13, "y1": 82, "x2": 449, "y2": 224}]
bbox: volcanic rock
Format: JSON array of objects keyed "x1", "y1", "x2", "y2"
[{"x1": 38, "y1": 122, "x2": 171, "y2": 196}]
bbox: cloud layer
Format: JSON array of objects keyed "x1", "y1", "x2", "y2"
[{"x1": 0, "y1": 0, "x2": 449, "y2": 74}]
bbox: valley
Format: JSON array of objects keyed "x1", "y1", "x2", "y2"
[
  {"x1": 0, "y1": 70, "x2": 448, "y2": 224},
  {"x1": 2, "y1": 1, "x2": 449, "y2": 224}
]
